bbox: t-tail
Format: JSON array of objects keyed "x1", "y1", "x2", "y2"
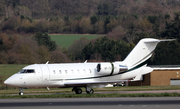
[{"x1": 123, "y1": 38, "x2": 175, "y2": 69}]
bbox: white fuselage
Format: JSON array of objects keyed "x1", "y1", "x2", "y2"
[{"x1": 4, "y1": 62, "x2": 152, "y2": 88}]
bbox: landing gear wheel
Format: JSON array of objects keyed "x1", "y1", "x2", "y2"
[
  {"x1": 86, "y1": 89, "x2": 94, "y2": 94},
  {"x1": 75, "y1": 89, "x2": 82, "y2": 94},
  {"x1": 89, "y1": 89, "x2": 94, "y2": 94},
  {"x1": 19, "y1": 92, "x2": 23, "y2": 95}
]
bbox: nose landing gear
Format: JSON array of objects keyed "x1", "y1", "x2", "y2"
[{"x1": 19, "y1": 87, "x2": 23, "y2": 95}]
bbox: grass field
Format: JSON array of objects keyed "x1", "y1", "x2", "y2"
[
  {"x1": 1, "y1": 86, "x2": 180, "y2": 94},
  {"x1": 49, "y1": 34, "x2": 104, "y2": 49},
  {"x1": 0, "y1": 64, "x2": 27, "y2": 88},
  {"x1": 1, "y1": 93, "x2": 180, "y2": 98},
  {"x1": 0, "y1": 64, "x2": 27, "y2": 79},
  {"x1": 0, "y1": 86, "x2": 180, "y2": 98}
]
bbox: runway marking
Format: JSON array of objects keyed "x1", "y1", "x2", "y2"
[
  {"x1": 143, "y1": 105, "x2": 147, "y2": 107},
  {"x1": 156, "y1": 105, "x2": 160, "y2": 107},
  {"x1": 118, "y1": 104, "x2": 122, "y2": 106}
]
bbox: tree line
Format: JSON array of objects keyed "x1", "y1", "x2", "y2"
[
  {"x1": 1, "y1": 0, "x2": 180, "y2": 19},
  {"x1": 0, "y1": 0, "x2": 180, "y2": 34},
  {"x1": 0, "y1": 0, "x2": 180, "y2": 65},
  {"x1": 0, "y1": 32, "x2": 70, "y2": 64},
  {"x1": 68, "y1": 12, "x2": 180, "y2": 65},
  {"x1": 1, "y1": 12, "x2": 180, "y2": 65},
  {"x1": 0, "y1": 12, "x2": 174, "y2": 35}
]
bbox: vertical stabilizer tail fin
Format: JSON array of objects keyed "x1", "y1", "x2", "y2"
[{"x1": 123, "y1": 38, "x2": 174, "y2": 69}]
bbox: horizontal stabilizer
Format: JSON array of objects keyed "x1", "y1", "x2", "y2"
[
  {"x1": 158, "y1": 39, "x2": 176, "y2": 42},
  {"x1": 143, "y1": 39, "x2": 175, "y2": 43}
]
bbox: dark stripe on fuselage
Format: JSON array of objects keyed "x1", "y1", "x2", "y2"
[{"x1": 110, "y1": 62, "x2": 114, "y2": 75}]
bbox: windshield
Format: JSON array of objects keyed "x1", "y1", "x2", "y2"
[{"x1": 19, "y1": 69, "x2": 35, "y2": 73}]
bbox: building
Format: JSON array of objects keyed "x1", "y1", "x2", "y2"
[{"x1": 129, "y1": 65, "x2": 180, "y2": 86}]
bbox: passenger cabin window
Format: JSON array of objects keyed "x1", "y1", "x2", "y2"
[
  {"x1": 65, "y1": 70, "x2": 67, "y2": 74},
  {"x1": 20, "y1": 69, "x2": 35, "y2": 73},
  {"x1": 59, "y1": 70, "x2": 62, "y2": 74}
]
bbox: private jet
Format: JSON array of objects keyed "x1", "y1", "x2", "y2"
[{"x1": 4, "y1": 38, "x2": 173, "y2": 95}]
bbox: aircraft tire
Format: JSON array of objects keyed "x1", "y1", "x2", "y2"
[
  {"x1": 75, "y1": 89, "x2": 82, "y2": 94},
  {"x1": 89, "y1": 89, "x2": 94, "y2": 94},
  {"x1": 19, "y1": 92, "x2": 23, "y2": 95},
  {"x1": 86, "y1": 89, "x2": 94, "y2": 94},
  {"x1": 90, "y1": 89, "x2": 94, "y2": 94}
]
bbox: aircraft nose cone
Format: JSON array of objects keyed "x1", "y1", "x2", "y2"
[{"x1": 4, "y1": 79, "x2": 11, "y2": 85}]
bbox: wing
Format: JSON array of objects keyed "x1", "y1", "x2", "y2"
[{"x1": 64, "y1": 80, "x2": 129, "y2": 87}]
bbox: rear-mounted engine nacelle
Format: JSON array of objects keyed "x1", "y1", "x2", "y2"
[{"x1": 96, "y1": 63, "x2": 128, "y2": 75}]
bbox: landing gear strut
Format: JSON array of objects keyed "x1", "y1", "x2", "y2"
[{"x1": 19, "y1": 87, "x2": 23, "y2": 95}]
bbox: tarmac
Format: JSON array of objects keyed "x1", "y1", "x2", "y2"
[
  {"x1": 2, "y1": 89, "x2": 180, "y2": 96},
  {"x1": 0, "y1": 97, "x2": 180, "y2": 109}
]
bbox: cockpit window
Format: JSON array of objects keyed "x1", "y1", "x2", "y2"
[{"x1": 20, "y1": 69, "x2": 35, "y2": 73}]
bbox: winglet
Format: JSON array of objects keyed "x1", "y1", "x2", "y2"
[
  {"x1": 46, "y1": 61, "x2": 49, "y2": 64},
  {"x1": 84, "y1": 60, "x2": 88, "y2": 63}
]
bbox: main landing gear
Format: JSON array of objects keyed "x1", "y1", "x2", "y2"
[
  {"x1": 72, "y1": 87, "x2": 94, "y2": 94},
  {"x1": 72, "y1": 87, "x2": 82, "y2": 94},
  {"x1": 86, "y1": 87, "x2": 94, "y2": 94},
  {"x1": 19, "y1": 87, "x2": 23, "y2": 95}
]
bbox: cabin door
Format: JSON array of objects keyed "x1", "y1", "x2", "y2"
[{"x1": 40, "y1": 65, "x2": 50, "y2": 82}]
